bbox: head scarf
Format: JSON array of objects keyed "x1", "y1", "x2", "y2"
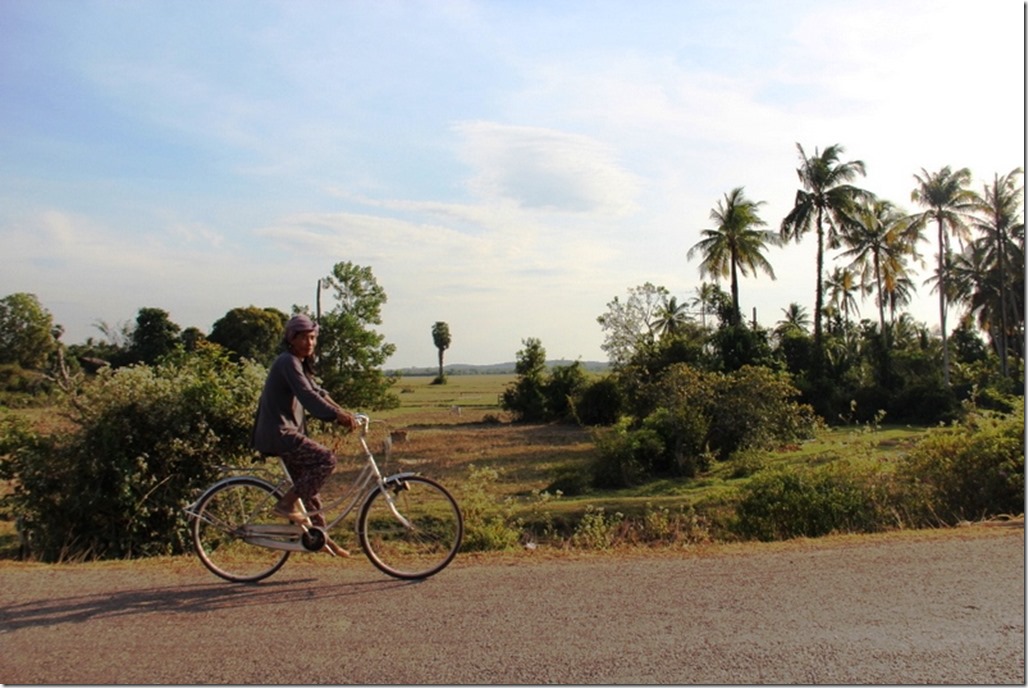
[{"x1": 283, "y1": 314, "x2": 319, "y2": 346}]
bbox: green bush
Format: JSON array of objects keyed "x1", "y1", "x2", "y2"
[
  {"x1": 455, "y1": 465, "x2": 522, "y2": 552},
  {"x1": 573, "y1": 375, "x2": 623, "y2": 426},
  {"x1": 595, "y1": 364, "x2": 819, "y2": 485},
  {"x1": 0, "y1": 345, "x2": 265, "y2": 561},
  {"x1": 896, "y1": 401, "x2": 1024, "y2": 525},
  {"x1": 732, "y1": 461, "x2": 891, "y2": 541},
  {"x1": 590, "y1": 419, "x2": 662, "y2": 488},
  {"x1": 707, "y1": 365, "x2": 820, "y2": 460}
]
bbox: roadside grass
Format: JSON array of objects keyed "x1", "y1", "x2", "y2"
[{"x1": 0, "y1": 373, "x2": 940, "y2": 559}]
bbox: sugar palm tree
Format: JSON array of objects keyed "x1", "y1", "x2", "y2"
[
  {"x1": 968, "y1": 168, "x2": 1024, "y2": 376},
  {"x1": 909, "y1": 166, "x2": 976, "y2": 385},
  {"x1": 837, "y1": 198, "x2": 916, "y2": 342},
  {"x1": 780, "y1": 143, "x2": 869, "y2": 367},
  {"x1": 688, "y1": 187, "x2": 780, "y2": 326},
  {"x1": 431, "y1": 321, "x2": 451, "y2": 383}
]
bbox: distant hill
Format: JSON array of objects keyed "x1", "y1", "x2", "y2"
[{"x1": 389, "y1": 360, "x2": 609, "y2": 376}]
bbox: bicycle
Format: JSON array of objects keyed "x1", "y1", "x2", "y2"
[{"x1": 184, "y1": 414, "x2": 463, "y2": 583}]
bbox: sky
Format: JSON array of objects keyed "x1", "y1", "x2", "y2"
[{"x1": 1, "y1": 0, "x2": 1023, "y2": 369}]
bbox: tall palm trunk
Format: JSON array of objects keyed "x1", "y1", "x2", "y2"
[
  {"x1": 813, "y1": 207, "x2": 826, "y2": 369},
  {"x1": 873, "y1": 256, "x2": 887, "y2": 343},
  {"x1": 937, "y1": 218, "x2": 950, "y2": 385},
  {"x1": 997, "y1": 231, "x2": 1010, "y2": 377},
  {"x1": 730, "y1": 256, "x2": 741, "y2": 325}
]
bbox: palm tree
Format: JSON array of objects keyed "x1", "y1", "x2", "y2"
[
  {"x1": 690, "y1": 282, "x2": 721, "y2": 329},
  {"x1": 909, "y1": 166, "x2": 976, "y2": 385},
  {"x1": 650, "y1": 295, "x2": 691, "y2": 339},
  {"x1": 969, "y1": 168, "x2": 1024, "y2": 376},
  {"x1": 780, "y1": 143, "x2": 869, "y2": 367},
  {"x1": 431, "y1": 321, "x2": 451, "y2": 383},
  {"x1": 775, "y1": 302, "x2": 811, "y2": 338},
  {"x1": 837, "y1": 198, "x2": 916, "y2": 341},
  {"x1": 823, "y1": 266, "x2": 862, "y2": 329},
  {"x1": 886, "y1": 272, "x2": 916, "y2": 325},
  {"x1": 688, "y1": 187, "x2": 780, "y2": 325}
]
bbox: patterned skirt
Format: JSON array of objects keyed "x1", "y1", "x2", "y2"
[{"x1": 280, "y1": 437, "x2": 338, "y2": 527}]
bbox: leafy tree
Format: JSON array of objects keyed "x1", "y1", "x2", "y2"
[
  {"x1": 597, "y1": 283, "x2": 668, "y2": 368},
  {"x1": 543, "y1": 360, "x2": 589, "y2": 421},
  {"x1": 431, "y1": 321, "x2": 451, "y2": 384},
  {"x1": 909, "y1": 166, "x2": 976, "y2": 385},
  {"x1": 0, "y1": 293, "x2": 58, "y2": 370},
  {"x1": 208, "y1": 306, "x2": 287, "y2": 366},
  {"x1": 128, "y1": 307, "x2": 181, "y2": 365},
  {"x1": 780, "y1": 143, "x2": 869, "y2": 368},
  {"x1": 688, "y1": 187, "x2": 780, "y2": 325},
  {"x1": 500, "y1": 337, "x2": 548, "y2": 421},
  {"x1": 314, "y1": 262, "x2": 399, "y2": 410}
]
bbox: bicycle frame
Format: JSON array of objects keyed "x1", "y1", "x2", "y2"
[{"x1": 186, "y1": 415, "x2": 414, "y2": 552}]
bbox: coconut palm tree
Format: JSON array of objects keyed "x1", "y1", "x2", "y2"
[
  {"x1": 824, "y1": 266, "x2": 862, "y2": 329},
  {"x1": 780, "y1": 143, "x2": 869, "y2": 367},
  {"x1": 689, "y1": 282, "x2": 721, "y2": 329},
  {"x1": 688, "y1": 187, "x2": 780, "y2": 326},
  {"x1": 775, "y1": 302, "x2": 811, "y2": 337},
  {"x1": 837, "y1": 198, "x2": 916, "y2": 341},
  {"x1": 909, "y1": 166, "x2": 976, "y2": 385},
  {"x1": 650, "y1": 295, "x2": 691, "y2": 339},
  {"x1": 968, "y1": 168, "x2": 1024, "y2": 376},
  {"x1": 886, "y1": 272, "x2": 916, "y2": 325}
]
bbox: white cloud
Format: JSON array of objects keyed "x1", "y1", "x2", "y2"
[{"x1": 454, "y1": 121, "x2": 640, "y2": 215}]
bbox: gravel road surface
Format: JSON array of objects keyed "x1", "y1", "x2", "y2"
[{"x1": 1, "y1": 525, "x2": 1023, "y2": 684}]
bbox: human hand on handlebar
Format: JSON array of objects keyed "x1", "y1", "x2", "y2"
[{"x1": 336, "y1": 410, "x2": 358, "y2": 431}]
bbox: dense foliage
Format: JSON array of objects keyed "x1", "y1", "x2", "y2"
[
  {"x1": 733, "y1": 400, "x2": 1024, "y2": 541},
  {"x1": 592, "y1": 364, "x2": 821, "y2": 488},
  {"x1": 0, "y1": 346, "x2": 264, "y2": 561}
]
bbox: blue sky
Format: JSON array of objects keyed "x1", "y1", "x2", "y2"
[{"x1": 1, "y1": 0, "x2": 1023, "y2": 368}]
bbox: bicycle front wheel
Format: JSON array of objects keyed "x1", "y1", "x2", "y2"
[
  {"x1": 191, "y1": 477, "x2": 291, "y2": 583},
  {"x1": 358, "y1": 475, "x2": 463, "y2": 579}
]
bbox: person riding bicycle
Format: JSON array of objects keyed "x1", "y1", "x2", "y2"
[{"x1": 251, "y1": 313, "x2": 357, "y2": 557}]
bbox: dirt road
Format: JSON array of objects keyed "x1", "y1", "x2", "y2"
[{"x1": 1, "y1": 525, "x2": 1023, "y2": 684}]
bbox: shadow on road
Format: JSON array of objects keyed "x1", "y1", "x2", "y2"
[{"x1": 0, "y1": 575, "x2": 417, "y2": 633}]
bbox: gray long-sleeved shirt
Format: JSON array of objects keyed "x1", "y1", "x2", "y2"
[{"x1": 251, "y1": 352, "x2": 339, "y2": 456}]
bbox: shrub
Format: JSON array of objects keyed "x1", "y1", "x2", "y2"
[
  {"x1": 590, "y1": 419, "x2": 662, "y2": 488},
  {"x1": 455, "y1": 465, "x2": 522, "y2": 552},
  {"x1": 570, "y1": 505, "x2": 624, "y2": 549},
  {"x1": 573, "y1": 375, "x2": 623, "y2": 426},
  {"x1": 707, "y1": 365, "x2": 819, "y2": 460},
  {"x1": 895, "y1": 401, "x2": 1024, "y2": 525},
  {"x1": 0, "y1": 346, "x2": 265, "y2": 561},
  {"x1": 732, "y1": 461, "x2": 891, "y2": 541}
]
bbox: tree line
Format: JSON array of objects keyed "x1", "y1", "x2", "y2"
[
  {"x1": 0, "y1": 261, "x2": 400, "y2": 411},
  {"x1": 683, "y1": 146, "x2": 1023, "y2": 388}
]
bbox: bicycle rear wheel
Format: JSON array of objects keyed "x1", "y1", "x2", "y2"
[
  {"x1": 358, "y1": 475, "x2": 463, "y2": 579},
  {"x1": 191, "y1": 477, "x2": 291, "y2": 583}
]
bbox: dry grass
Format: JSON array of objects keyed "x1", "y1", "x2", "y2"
[{"x1": 314, "y1": 374, "x2": 597, "y2": 505}]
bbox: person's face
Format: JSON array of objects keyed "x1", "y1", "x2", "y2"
[{"x1": 290, "y1": 330, "x2": 317, "y2": 358}]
